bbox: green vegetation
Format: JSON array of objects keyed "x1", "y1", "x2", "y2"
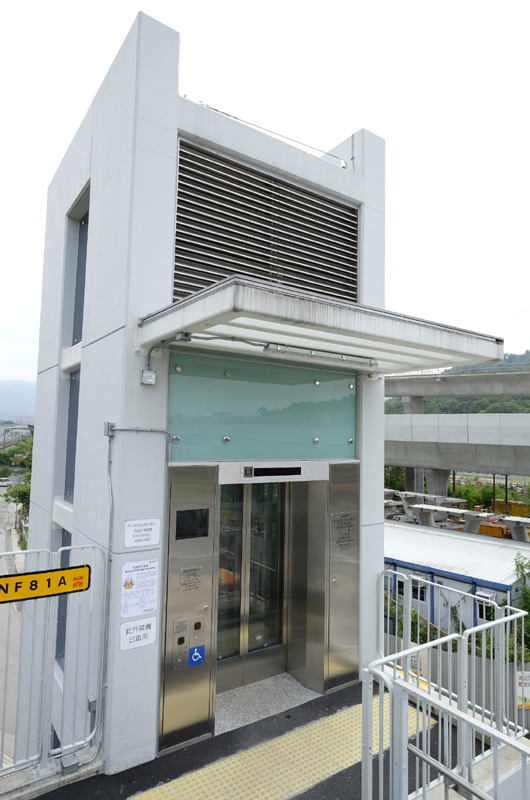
[
  {"x1": 384, "y1": 466, "x2": 406, "y2": 491},
  {"x1": 0, "y1": 437, "x2": 32, "y2": 468},
  {"x1": 3, "y1": 481, "x2": 31, "y2": 515},
  {"x1": 424, "y1": 396, "x2": 530, "y2": 414},
  {"x1": 384, "y1": 351, "x2": 530, "y2": 413},
  {"x1": 384, "y1": 398, "x2": 405, "y2": 414},
  {"x1": 445, "y1": 351, "x2": 530, "y2": 375},
  {"x1": 447, "y1": 480, "x2": 527, "y2": 510},
  {"x1": 514, "y1": 554, "x2": 530, "y2": 641},
  {"x1": 385, "y1": 396, "x2": 530, "y2": 414},
  {"x1": 1, "y1": 438, "x2": 32, "y2": 517}
]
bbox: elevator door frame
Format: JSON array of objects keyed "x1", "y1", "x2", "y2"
[
  {"x1": 216, "y1": 482, "x2": 291, "y2": 693},
  {"x1": 159, "y1": 461, "x2": 360, "y2": 753}
]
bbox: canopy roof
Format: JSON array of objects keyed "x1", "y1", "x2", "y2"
[{"x1": 137, "y1": 277, "x2": 503, "y2": 375}]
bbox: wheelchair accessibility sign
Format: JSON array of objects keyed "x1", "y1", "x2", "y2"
[{"x1": 188, "y1": 646, "x2": 205, "y2": 667}]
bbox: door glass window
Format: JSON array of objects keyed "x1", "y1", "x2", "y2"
[
  {"x1": 248, "y1": 484, "x2": 285, "y2": 653},
  {"x1": 217, "y1": 485, "x2": 243, "y2": 659}
]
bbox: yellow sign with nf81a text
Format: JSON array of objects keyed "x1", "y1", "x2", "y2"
[{"x1": 0, "y1": 565, "x2": 91, "y2": 604}]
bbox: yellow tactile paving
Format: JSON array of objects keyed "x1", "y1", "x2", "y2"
[{"x1": 132, "y1": 696, "x2": 422, "y2": 800}]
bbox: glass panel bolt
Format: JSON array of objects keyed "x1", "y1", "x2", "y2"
[
  {"x1": 225, "y1": 370, "x2": 232, "y2": 378},
  {"x1": 172, "y1": 435, "x2": 180, "y2": 443},
  {"x1": 223, "y1": 436, "x2": 230, "y2": 443},
  {"x1": 313, "y1": 438, "x2": 319, "y2": 444},
  {"x1": 314, "y1": 380, "x2": 320, "y2": 386},
  {"x1": 175, "y1": 365, "x2": 182, "y2": 373},
  {"x1": 348, "y1": 438, "x2": 353, "y2": 445},
  {"x1": 349, "y1": 384, "x2": 354, "y2": 390}
]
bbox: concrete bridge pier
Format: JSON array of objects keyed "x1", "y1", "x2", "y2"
[
  {"x1": 402, "y1": 397, "x2": 426, "y2": 493},
  {"x1": 424, "y1": 469, "x2": 451, "y2": 497},
  {"x1": 406, "y1": 467, "x2": 424, "y2": 493}
]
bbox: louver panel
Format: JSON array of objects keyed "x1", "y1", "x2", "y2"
[{"x1": 174, "y1": 141, "x2": 358, "y2": 303}]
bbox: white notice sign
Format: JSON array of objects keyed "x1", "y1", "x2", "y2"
[
  {"x1": 121, "y1": 560, "x2": 158, "y2": 618},
  {"x1": 124, "y1": 518, "x2": 160, "y2": 548},
  {"x1": 120, "y1": 617, "x2": 157, "y2": 650}
]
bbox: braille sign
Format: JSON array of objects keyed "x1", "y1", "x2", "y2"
[{"x1": 0, "y1": 565, "x2": 91, "y2": 604}]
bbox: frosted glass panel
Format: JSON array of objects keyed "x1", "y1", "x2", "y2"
[{"x1": 168, "y1": 353, "x2": 356, "y2": 461}]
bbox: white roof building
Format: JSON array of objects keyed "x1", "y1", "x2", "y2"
[{"x1": 385, "y1": 520, "x2": 525, "y2": 592}]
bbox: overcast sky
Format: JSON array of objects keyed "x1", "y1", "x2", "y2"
[{"x1": 1, "y1": 0, "x2": 528, "y2": 381}]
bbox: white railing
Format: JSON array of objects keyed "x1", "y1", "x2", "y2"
[
  {"x1": 0, "y1": 545, "x2": 106, "y2": 784},
  {"x1": 363, "y1": 570, "x2": 530, "y2": 799}
]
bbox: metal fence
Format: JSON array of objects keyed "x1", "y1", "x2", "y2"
[
  {"x1": 387, "y1": 360, "x2": 530, "y2": 378},
  {"x1": 363, "y1": 569, "x2": 530, "y2": 799},
  {"x1": 0, "y1": 545, "x2": 106, "y2": 781}
]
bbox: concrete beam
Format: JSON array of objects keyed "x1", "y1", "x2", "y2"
[
  {"x1": 385, "y1": 413, "x2": 530, "y2": 474},
  {"x1": 385, "y1": 371, "x2": 530, "y2": 398}
]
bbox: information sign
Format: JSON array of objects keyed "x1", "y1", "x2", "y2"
[
  {"x1": 124, "y1": 518, "x2": 160, "y2": 548},
  {"x1": 120, "y1": 617, "x2": 157, "y2": 650},
  {"x1": 121, "y1": 560, "x2": 158, "y2": 618},
  {"x1": 0, "y1": 565, "x2": 91, "y2": 604}
]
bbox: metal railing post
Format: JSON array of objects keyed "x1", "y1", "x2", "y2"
[
  {"x1": 38, "y1": 592, "x2": 59, "y2": 773},
  {"x1": 361, "y1": 669, "x2": 374, "y2": 800},
  {"x1": 391, "y1": 682, "x2": 409, "y2": 799},
  {"x1": 494, "y1": 610, "x2": 506, "y2": 732},
  {"x1": 456, "y1": 635, "x2": 468, "y2": 781}
]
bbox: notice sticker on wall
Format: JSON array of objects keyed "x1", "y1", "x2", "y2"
[
  {"x1": 331, "y1": 511, "x2": 357, "y2": 550},
  {"x1": 120, "y1": 617, "x2": 157, "y2": 650},
  {"x1": 121, "y1": 560, "x2": 158, "y2": 618},
  {"x1": 124, "y1": 518, "x2": 160, "y2": 548}
]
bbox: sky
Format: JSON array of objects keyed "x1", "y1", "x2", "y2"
[{"x1": 1, "y1": 0, "x2": 528, "y2": 381}]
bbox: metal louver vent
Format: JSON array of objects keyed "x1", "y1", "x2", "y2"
[{"x1": 174, "y1": 141, "x2": 358, "y2": 303}]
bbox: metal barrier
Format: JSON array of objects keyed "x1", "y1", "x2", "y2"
[
  {"x1": 0, "y1": 545, "x2": 106, "y2": 781},
  {"x1": 363, "y1": 569, "x2": 530, "y2": 799}
]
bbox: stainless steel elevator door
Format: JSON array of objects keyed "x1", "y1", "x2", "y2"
[{"x1": 216, "y1": 483, "x2": 287, "y2": 692}]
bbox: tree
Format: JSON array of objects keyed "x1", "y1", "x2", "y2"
[
  {"x1": 385, "y1": 466, "x2": 406, "y2": 491},
  {"x1": 0, "y1": 438, "x2": 33, "y2": 517},
  {"x1": 2, "y1": 482, "x2": 31, "y2": 515},
  {"x1": 384, "y1": 398, "x2": 405, "y2": 414}
]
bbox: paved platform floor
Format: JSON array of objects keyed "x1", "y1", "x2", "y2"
[
  {"x1": 41, "y1": 678, "x2": 416, "y2": 800},
  {"x1": 215, "y1": 674, "x2": 321, "y2": 734}
]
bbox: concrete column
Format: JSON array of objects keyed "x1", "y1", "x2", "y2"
[
  {"x1": 401, "y1": 396, "x2": 423, "y2": 414},
  {"x1": 424, "y1": 469, "x2": 451, "y2": 497},
  {"x1": 403, "y1": 396, "x2": 424, "y2": 492},
  {"x1": 406, "y1": 466, "x2": 424, "y2": 493},
  {"x1": 358, "y1": 373, "x2": 385, "y2": 669}
]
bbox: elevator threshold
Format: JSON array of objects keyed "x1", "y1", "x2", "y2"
[{"x1": 215, "y1": 673, "x2": 321, "y2": 735}]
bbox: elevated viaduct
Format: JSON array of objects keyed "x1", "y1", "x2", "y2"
[{"x1": 384, "y1": 371, "x2": 530, "y2": 493}]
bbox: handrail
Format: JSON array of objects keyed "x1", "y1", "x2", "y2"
[
  {"x1": 368, "y1": 632, "x2": 461, "y2": 672},
  {"x1": 407, "y1": 744, "x2": 493, "y2": 800},
  {"x1": 402, "y1": 679, "x2": 530, "y2": 754}
]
